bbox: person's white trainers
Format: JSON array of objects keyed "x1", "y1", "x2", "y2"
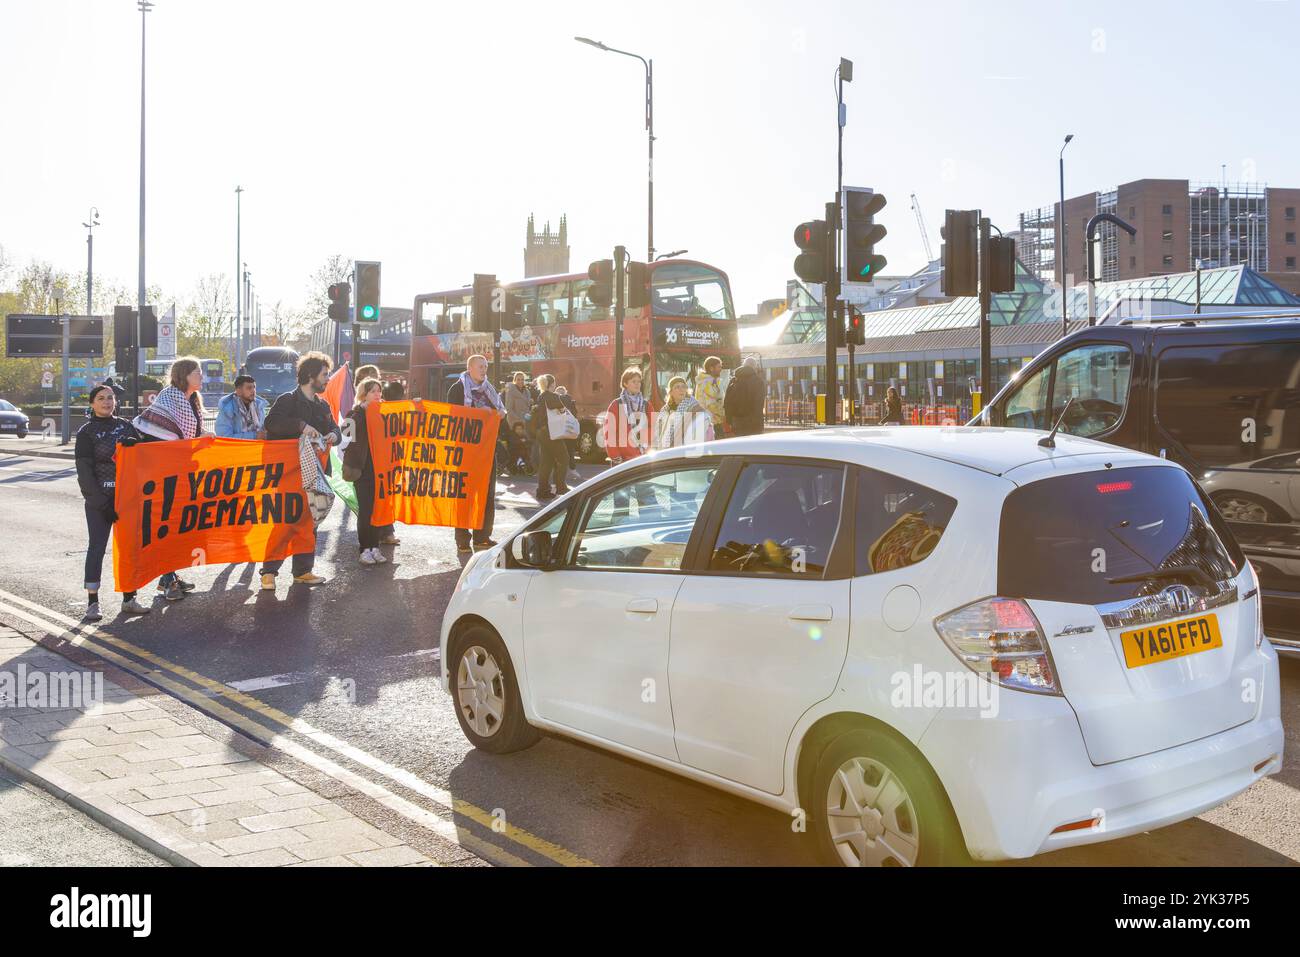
[
  {"x1": 121, "y1": 597, "x2": 151, "y2": 615},
  {"x1": 84, "y1": 601, "x2": 102, "y2": 622},
  {"x1": 360, "y1": 549, "x2": 379, "y2": 566},
  {"x1": 370, "y1": 548, "x2": 388, "y2": 564}
]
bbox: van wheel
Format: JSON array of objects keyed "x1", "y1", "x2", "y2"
[
  {"x1": 449, "y1": 626, "x2": 540, "y2": 754},
  {"x1": 1211, "y1": 490, "x2": 1286, "y2": 525},
  {"x1": 810, "y1": 728, "x2": 966, "y2": 867}
]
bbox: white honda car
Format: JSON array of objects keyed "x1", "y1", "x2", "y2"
[{"x1": 440, "y1": 427, "x2": 1284, "y2": 866}]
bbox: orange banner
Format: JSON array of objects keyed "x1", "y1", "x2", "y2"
[
  {"x1": 112, "y1": 436, "x2": 316, "y2": 592},
  {"x1": 366, "y1": 400, "x2": 500, "y2": 529}
]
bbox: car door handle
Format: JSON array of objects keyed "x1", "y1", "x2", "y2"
[
  {"x1": 626, "y1": 598, "x2": 658, "y2": 614},
  {"x1": 788, "y1": 604, "x2": 833, "y2": 622}
]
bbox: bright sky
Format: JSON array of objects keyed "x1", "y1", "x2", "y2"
[{"x1": 3, "y1": 0, "x2": 1296, "y2": 318}]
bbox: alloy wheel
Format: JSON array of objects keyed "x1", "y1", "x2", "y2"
[
  {"x1": 825, "y1": 756, "x2": 920, "y2": 867},
  {"x1": 456, "y1": 645, "x2": 507, "y2": 738}
]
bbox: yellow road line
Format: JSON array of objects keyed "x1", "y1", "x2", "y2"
[{"x1": 0, "y1": 589, "x2": 593, "y2": 867}]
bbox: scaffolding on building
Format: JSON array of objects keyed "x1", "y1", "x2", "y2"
[
  {"x1": 1190, "y1": 182, "x2": 1268, "y2": 271},
  {"x1": 1017, "y1": 205, "x2": 1057, "y2": 282}
]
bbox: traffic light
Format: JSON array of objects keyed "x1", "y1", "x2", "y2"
[
  {"x1": 355, "y1": 261, "x2": 381, "y2": 322},
  {"x1": 138, "y1": 305, "x2": 158, "y2": 348},
  {"x1": 989, "y1": 236, "x2": 1017, "y2": 294},
  {"x1": 473, "y1": 274, "x2": 499, "y2": 331},
  {"x1": 941, "y1": 209, "x2": 979, "y2": 297},
  {"x1": 327, "y1": 281, "x2": 351, "y2": 323},
  {"x1": 846, "y1": 305, "x2": 866, "y2": 346},
  {"x1": 793, "y1": 220, "x2": 830, "y2": 285},
  {"x1": 113, "y1": 305, "x2": 136, "y2": 345},
  {"x1": 626, "y1": 261, "x2": 650, "y2": 310},
  {"x1": 842, "y1": 187, "x2": 887, "y2": 286},
  {"x1": 587, "y1": 259, "x2": 614, "y2": 308}
]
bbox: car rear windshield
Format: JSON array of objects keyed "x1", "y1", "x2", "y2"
[{"x1": 999, "y1": 466, "x2": 1243, "y2": 605}]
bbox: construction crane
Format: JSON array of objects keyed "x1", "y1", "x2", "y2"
[{"x1": 911, "y1": 193, "x2": 936, "y2": 263}]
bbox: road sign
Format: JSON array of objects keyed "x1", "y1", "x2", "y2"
[
  {"x1": 41, "y1": 371, "x2": 54, "y2": 389},
  {"x1": 157, "y1": 303, "x2": 176, "y2": 358},
  {"x1": 5, "y1": 315, "x2": 105, "y2": 357}
]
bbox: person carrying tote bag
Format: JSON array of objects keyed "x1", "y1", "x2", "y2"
[{"x1": 531, "y1": 374, "x2": 571, "y2": 500}]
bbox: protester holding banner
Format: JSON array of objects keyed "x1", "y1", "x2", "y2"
[
  {"x1": 215, "y1": 375, "x2": 269, "y2": 440},
  {"x1": 602, "y1": 367, "x2": 655, "y2": 465},
  {"x1": 344, "y1": 378, "x2": 387, "y2": 566},
  {"x1": 131, "y1": 357, "x2": 206, "y2": 601},
  {"x1": 259, "y1": 352, "x2": 340, "y2": 588},
  {"x1": 369, "y1": 378, "x2": 404, "y2": 547},
  {"x1": 529, "y1": 373, "x2": 572, "y2": 502},
  {"x1": 446, "y1": 355, "x2": 506, "y2": 552},
  {"x1": 76, "y1": 385, "x2": 150, "y2": 621}
]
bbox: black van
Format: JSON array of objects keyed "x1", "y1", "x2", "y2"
[{"x1": 974, "y1": 317, "x2": 1300, "y2": 654}]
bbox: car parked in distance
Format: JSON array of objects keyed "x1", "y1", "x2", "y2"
[
  {"x1": 441, "y1": 428, "x2": 1283, "y2": 866},
  {"x1": 0, "y1": 399, "x2": 30, "y2": 438},
  {"x1": 973, "y1": 318, "x2": 1300, "y2": 656}
]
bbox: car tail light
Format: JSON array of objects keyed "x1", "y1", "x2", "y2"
[
  {"x1": 1247, "y1": 562, "x2": 1263, "y2": 649},
  {"x1": 934, "y1": 597, "x2": 1061, "y2": 695}
]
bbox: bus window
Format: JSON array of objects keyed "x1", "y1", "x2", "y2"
[
  {"x1": 536, "y1": 282, "x2": 569, "y2": 324},
  {"x1": 571, "y1": 278, "x2": 611, "y2": 324},
  {"x1": 447, "y1": 294, "x2": 471, "y2": 333},
  {"x1": 418, "y1": 298, "x2": 443, "y2": 336},
  {"x1": 650, "y1": 264, "x2": 734, "y2": 321}
]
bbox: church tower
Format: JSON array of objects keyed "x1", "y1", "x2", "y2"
[{"x1": 524, "y1": 214, "x2": 571, "y2": 278}]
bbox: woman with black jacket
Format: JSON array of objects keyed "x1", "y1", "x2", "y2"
[
  {"x1": 76, "y1": 385, "x2": 151, "y2": 620},
  {"x1": 344, "y1": 378, "x2": 386, "y2": 566}
]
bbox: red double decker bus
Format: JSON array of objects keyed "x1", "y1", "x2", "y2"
[{"x1": 411, "y1": 259, "x2": 741, "y2": 461}]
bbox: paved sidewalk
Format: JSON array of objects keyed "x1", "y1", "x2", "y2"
[
  {"x1": 0, "y1": 438, "x2": 75, "y2": 461},
  {"x1": 0, "y1": 627, "x2": 432, "y2": 867}
]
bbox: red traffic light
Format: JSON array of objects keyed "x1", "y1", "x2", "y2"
[{"x1": 794, "y1": 221, "x2": 827, "y2": 250}]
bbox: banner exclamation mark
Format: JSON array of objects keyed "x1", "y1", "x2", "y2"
[
  {"x1": 141, "y1": 481, "x2": 154, "y2": 547},
  {"x1": 157, "y1": 475, "x2": 177, "y2": 540}
]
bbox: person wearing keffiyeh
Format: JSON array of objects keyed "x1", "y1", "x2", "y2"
[
  {"x1": 447, "y1": 355, "x2": 507, "y2": 553},
  {"x1": 130, "y1": 356, "x2": 206, "y2": 601}
]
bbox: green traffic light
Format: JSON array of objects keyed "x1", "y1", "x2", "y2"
[
  {"x1": 361, "y1": 305, "x2": 377, "y2": 319},
  {"x1": 859, "y1": 265, "x2": 871, "y2": 277}
]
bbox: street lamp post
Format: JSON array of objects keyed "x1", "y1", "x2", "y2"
[
  {"x1": 575, "y1": 37, "x2": 654, "y2": 262},
  {"x1": 83, "y1": 208, "x2": 100, "y2": 324},
  {"x1": 137, "y1": 0, "x2": 153, "y2": 394},
  {"x1": 235, "y1": 185, "x2": 242, "y2": 368},
  {"x1": 1058, "y1": 133, "x2": 1074, "y2": 335}
]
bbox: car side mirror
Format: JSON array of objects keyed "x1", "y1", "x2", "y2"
[{"x1": 516, "y1": 530, "x2": 556, "y2": 570}]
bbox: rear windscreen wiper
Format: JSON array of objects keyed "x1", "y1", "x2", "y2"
[{"x1": 1106, "y1": 564, "x2": 1215, "y2": 588}]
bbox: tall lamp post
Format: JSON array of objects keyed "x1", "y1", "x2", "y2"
[
  {"x1": 575, "y1": 36, "x2": 654, "y2": 262},
  {"x1": 137, "y1": 0, "x2": 153, "y2": 391},
  {"x1": 1058, "y1": 133, "x2": 1074, "y2": 335},
  {"x1": 83, "y1": 208, "x2": 100, "y2": 321},
  {"x1": 235, "y1": 185, "x2": 242, "y2": 368}
]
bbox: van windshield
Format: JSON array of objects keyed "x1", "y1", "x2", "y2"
[{"x1": 999, "y1": 466, "x2": 1242, "y2": 606}]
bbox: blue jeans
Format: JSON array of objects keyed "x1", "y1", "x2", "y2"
[{"x1": 260, "y1": 533, "x2": 316, "y2": 577}]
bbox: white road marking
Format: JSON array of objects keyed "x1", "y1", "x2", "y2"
[
  {"x1": 0, "y1": 588, "x2": 584, "y2": 866},
  {"x1": 226, "y1": 672, "x2": 310, "y2": 692}
]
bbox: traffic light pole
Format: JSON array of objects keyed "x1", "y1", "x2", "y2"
[
  {"x1": 614, "y1": 245, "x2": 627, "y2": 388},
  {"x1": 979, "y1": 214, "x2": 992, "y2": 403},
  {"x1": 824, "y1": 201, "x2": 839, "y2": 426}
]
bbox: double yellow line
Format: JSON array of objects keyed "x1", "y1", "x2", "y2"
[{"x1": 0, "y1": 588, "x2": 594, "y2": 868}]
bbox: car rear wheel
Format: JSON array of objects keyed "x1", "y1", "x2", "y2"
[
  {"x1": 811, "y1": 728, "x2": 966, "y2": 867},
  {"x1": 449, "y1": 625, "x2": 540, "y2": 754}
]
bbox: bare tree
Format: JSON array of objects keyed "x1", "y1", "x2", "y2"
[{"x1": 303, "y1": 254, "x2": 352, "y2": 323}]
